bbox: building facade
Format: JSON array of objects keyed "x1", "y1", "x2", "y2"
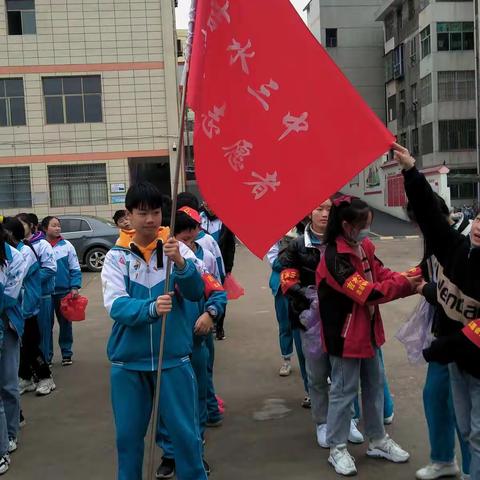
[
  {"x1": 0, "y1": 0, "x2": 180, "y2": 219},
  {"x1": 376, "y1": 0, "x2": 477, "y2": 206}
]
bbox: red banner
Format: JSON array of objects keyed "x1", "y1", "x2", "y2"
[{"x1": 188, "y1": 0, "x2": 394, "y2": 258}]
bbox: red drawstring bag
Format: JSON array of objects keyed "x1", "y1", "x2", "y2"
[
  {"x1": 223, "y1": 273, "x2": 245, "y2": 300},
  {"x1": 60, "y1": 293, "x2": 88, "y2": 322}
]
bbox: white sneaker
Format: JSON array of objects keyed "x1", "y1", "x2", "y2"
[
  {"x1": 367, "y1": 434, "x2": 409, "y2": 463},
  {"x1": 279, "y1": 362, "x2": 292, "y2": 377},
  {"x1": 415, "y1": 461, "x2": 460, "y2": 480},
  {"x1": 35, "y1": 377, "x2": 56, "y2": 396},
  {"x1": 384, "y1": 412, "x2": 395, "y2": 425},
  {"x1": 19, "y1": 378, "x2": 36, "y2": 395},
  {"x1": 7, "y1": 438, "x2": 17, "y2": 453},
  {"x1": 328, "y1": 444, "x2": 357, "y2": 476},
  {"x1": 316, "y1": 423, "x2": 329, "y2": 448},
  {"x1": 0, "y1": 454, "x2": 10, "y2": 474},
  {"x1": 348, "y1": 419, "x2": 364, "y2": 444}
]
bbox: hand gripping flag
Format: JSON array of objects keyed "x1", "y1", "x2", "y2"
[{"x1": 187, "y1": 0, "x2": 394, "y2": 258}]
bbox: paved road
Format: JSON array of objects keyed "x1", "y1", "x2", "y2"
[
  {"x1": 371, "y1": 208, "x2": 418, "y2": 237},
  {"x1": 14, "y1": 239, "x2": 447, "y2": 479}
]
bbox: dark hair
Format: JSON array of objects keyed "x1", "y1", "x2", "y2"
[
  {"x1": 174, "y1": 211, "x2": 200, "y2": 236},
  {"x1": 3, "y1": 217, "x2": 26, "y2": 244},
  {"x1": 28, "y1": 213, "x2": 39, "y2": 227},
  {"x1": 41, "y1": 216, "x2": 60, "y2": 232},
  {"x1": 125, "y1": 181, "x2": 163, "y2": 212},
  {"x1": 16, "y1": 213, "x2": 36, "y2": 232},
  {"x1": 324, "y1": 198, "x2": 372, "y2": 245},
  {"x1": 161, "y1": 194, "x2": 172, "y2": 227},
  {"x1": 113, "y1": 210, "x2": 127, "y2": 225},
  {"x1": 177, "y1": 192, "x2": 200, "y2": 211},
  {"x1": 0, "y1": 223, "x2": 7, "y2": 267}
]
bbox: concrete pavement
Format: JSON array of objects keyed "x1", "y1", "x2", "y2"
[{"x1": 13, "y1": 239, "x2": 446, "y2": 479}]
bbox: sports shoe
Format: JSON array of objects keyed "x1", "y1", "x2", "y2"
[
  {"x1": 328, "y1": 444, "x2": 357, "y2": 476},
  {"x1": 279, "y1": 361, "x2": 292, "y2": 377},
  {"x1": 7, "y1": 438, "x2": 17, "y2": 453},
  {"x1": 215, "y1": 328, "x2": 226, "y2": 340},
  {"x1": 384, "y1": 413, "x2": 395, "y2": 425},
  {"x1": 316, "y1": 423, "x2": 329, "y2": 448},
  {"x1": 203, "y1": 458, "x2": 211, "y2": 476},
  {"x1": 367, "y1": 434, "x2": 410, "y2": 463},
  {"x1": 19, "y1": 411, "x2": 26, "y2": 428},
  {"x1": 155, "y1": 457, "x2": 175, "y2": 479},
  {"x1": 206, "y1": 417, "x2": 223, "y2": 428},
  {"x1": 0, "y1": 454, "x2": 10, "y2": 475},
  {"x1": 302, "y1": 395, "x2": 311, "y2": 409},
  {"x1": 19, "y1": 378, "x2": 36, "y2": 395},
  {"x1": 36, "y1": 377, "x2": 56, "y2": 396},
  {"x1": 348, "y1": 419, "x2": 364, "y2": 444},
  {"x1": 62, "y1": 357, "x2": 73, "y2": 366},
  {"x1": 415, "y1": 461, "x2": 459, "y2": 480}
]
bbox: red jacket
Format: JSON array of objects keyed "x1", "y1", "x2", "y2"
[{"x1": 316, "y1": 237, "x2": 413, "y2": 358}]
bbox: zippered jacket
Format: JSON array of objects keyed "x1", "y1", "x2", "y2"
[
  {"x1": 17, "y1": 242, "x2": 41, "y2": 318},
  {"x1": 30, "y1": 233, "x2": 56, "y2": 295},
  {"x1": 50, "y1": 238, "x2": 82, "y2": 295}
]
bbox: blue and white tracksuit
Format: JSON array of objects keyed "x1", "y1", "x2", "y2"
[
  {"x1": 102, "y1": 235, "x2": 207, "y2": 480},
  {"x1": 17, "y1": 242, "x2": 41, "y2": 320},
  {"x1": 51, "y1": 238, "x2": 82, "y2": 360},
  {"x1": 200, "y1": 212, "x2": 222, "y2": 244},
  {"x1": 196, "y1": 230, "x2": 225, "y2": 282},
  {"x1": 0, "y1": 244, "x2": 27, "y2": 456},
  {"x1": 159, "y1": 244, "x2": 227, "y2": 460},
  {"x1": 30, "y1": 234, "x2": 56, "y2": 361}
]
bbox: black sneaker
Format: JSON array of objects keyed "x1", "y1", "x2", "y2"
[
  {"x1": 62, "y1": 357, "x2": 73, "y2": 367},
  {"x1": 203, "y1": 458, "x2": 211, "y2": 476},
  {"x1": 215, "y1": 328, "x2": 226, "y2": 340},
  {"x1": 156, "y1": 457, "x2": 175, "y2": 479}
]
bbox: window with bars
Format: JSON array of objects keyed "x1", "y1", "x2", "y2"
[
  {"x1": 0, "y1": 166, "x2": 32, "y2": 208},
  {"x1": 437, "y1": 22, "x2": 474, "y2": 51},
  {"x1": 0, "y1": 78, "x2": 26, "y2": 127},
  {"x1": 48, "y1": 164, "x2": 108, "y2": 207},
  {"x1": 422, "y1": 123, "x2": 433, "y2": 154},
  {"x1": 399, "y1": 90, "x2": 406, "y2": 127},
  {"x1": 421, "y1": 26, "x2": 431, "y2": 58},
  {"x1": 385, "y1": 51, "x2": 394, "y2": 82},
  {"x1": 420, "y1": 74, "x2": 432, "y2": 106},
  {"x1": 387, "y1": 95, "x2": 397, "y2": 122},
  {"x1": 326, "y1": 29, "x2": 337, "y2": 48},
  {"x1": 7, "y1": 0, "x2": 36, "y2": 35},
  {"x1": 411, "y1": 128, "x2": 419, "y2": 154},
  {"x1": 438, "y1": 71, "x2": 475, "y2": 102},
  {"x1": 439, "y1": 119, "x2": 476, "y2": 151},
  {"x1": 409, "y1": 36, "x2": 417, "y2": 66},
  {"x1": 42, "y1": 76, "x2": 102, "y2": 124}
]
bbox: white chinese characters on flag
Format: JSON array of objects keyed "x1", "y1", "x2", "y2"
[{"x1": 188, "y1": 0, "x2": 394, "y2": 258}]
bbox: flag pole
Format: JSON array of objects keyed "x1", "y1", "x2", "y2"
[{"x1": 146, "y1": 1, "x2": 197, "y2": 477}]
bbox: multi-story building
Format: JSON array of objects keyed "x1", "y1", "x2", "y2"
[
  {"x1": 376, "y1": 0, "x2": 477, "y2": 206},
  {"x1": 0, "y1": 0, "x2": 180, "y2": 219}
]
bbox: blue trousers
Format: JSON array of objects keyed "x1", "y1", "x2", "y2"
[
  {"x1": 424, "y1": 362, "x2": 470, "y2": 473},
  {"x1": 205, "y1": 332, "x2": 221, "y2": 422},
  {"x1": 38, "y1": 295, "x2": 53, "y2": 362},
  {"x1": 159, "y1": 338, "x2": 208, "y2": 459},
  {"x1": 111, "y1": 363, "x2": 206, "y2": 480},
  {"x1": 274, "y1": 292, "x2": 294, "y2": 358},
  {"x1": 51, "y1": 293, "x2": 73, "y2": 361},
  {"x1": 0, "y1": 318, "x2": 20, "y2": 456}
]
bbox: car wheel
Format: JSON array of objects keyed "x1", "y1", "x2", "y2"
[{"x1": 85, "y1": 247, "x2": 108, "y2": 272}]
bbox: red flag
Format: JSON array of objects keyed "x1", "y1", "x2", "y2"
[{"x1": 187, "y1": 0, "x2": 394, "y2": 258}]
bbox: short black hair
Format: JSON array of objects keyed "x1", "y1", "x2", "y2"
[
  {"x1": 125, "y1": 181, "x2": 163, "y2": 212},
  {"x1": 177, "y1": 192, "x2": 200, "y2": 211},
  {"x1": 113, "y1": 210, "x2": 127, "y2": 225},
  {"x1": 41, "y1": 216, "x2": 59, "y2": 232},
  {"x1": 174, "y1": 211, "x2": 200, "y2": 236},
  {"x1": 3, "y1": 217, "x2": 25, "y2": 243},
  {"x1": 27, "y1": 213, "x2": 39, "y2": 226}
]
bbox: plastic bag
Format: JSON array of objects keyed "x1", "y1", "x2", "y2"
[
  {"x1": 395, "y1": 297, "x2": 435, "y2": 365},
  {"x1": 60, "y1": 293, "x2": 89, "y2": 322},
  {"x1": 299, "y1": 286, "x2": 324, "y2": 359},
  {"x1": 223, "y1": 273, "x2": 245, "y2": 300}
]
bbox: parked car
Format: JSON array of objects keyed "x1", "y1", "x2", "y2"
[{"x1": 57, "y1": 215, "x2": 119, "y2": 272}]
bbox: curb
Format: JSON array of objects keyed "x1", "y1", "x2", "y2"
[{"x1": 375, "y1": 235, "x2": 420, "y2": 241}]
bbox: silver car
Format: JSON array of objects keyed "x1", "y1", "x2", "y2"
[{"x1": 57, "y1": 215, "x2": 119, "y2": 272}]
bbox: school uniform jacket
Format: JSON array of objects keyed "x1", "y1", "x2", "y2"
[
  {"x1": 30, "y1": 233, "x2": 57, "y2": 296},
  {"x1": 17, "y1": 242, "x2": 41, "y2": 319},
  {"x1": 50, "y1": 237, "x2": 82, "y2": 296},
  {"x1": 316, "y1": 237, "x2": 412, "y2": 358},
  {"x1": 196, "y1": 230, "x2": 226, "y2": 282}
]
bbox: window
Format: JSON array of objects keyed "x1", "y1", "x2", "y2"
[
  {"x1": 385, "y1": 13, "x2": 395, "y2": 40},
  {"x1": 42, "y1": 76, "x2": 102, "y2": 124},
  {"x1": 326, "y1": 29, "x2": 337, "y2": 48},
  {"x1": 411, "y1": 128, "x2": 419, "y2": 154},
  {"x1": 0, "y1": 166, "x2": 32, "y2": 208},
  {"x1": 438, "y1": 71, "x2": 475, "y2": 101},
  {"x1": 396, "y1": 7, "x2": 403, "y2": 33},
  {"x1": 439, "y1": 119, "x2": 476, "y2": 151},
  {"x1": 7, "y1": 0, "x2": 36, "y2": 35},
  {"x1": 0, "y1": 78, "x2": 26, "y2": 127},
  {"x1": 408, "y1": 0, "x2": 415, "y2": 20},
  {"x1": 48, "y1": 164, "x2": 108, "y2": 207},
  {"x1": 393, "y1": 44, "x2": 404, "y2": 79},
  {"x1": 412, "y1": 83, "x2": 418, "y2": 106},
  {"x1": 421, "y1": 26, "x2": 431, "y2": 58},
  {"x1": 420, "y1": 74, "x2": 432, "y2": 106},
  {"x1": 422, "y1": 123, "x2": 433, "y2": 154},
  {"x1": 385, "y1": 51, "x2": 394, "y2": 82},
  {"x1": 399, "y1": 132, "x2": 407, "y2": 149},
  {"x1": 387, "y1": 95, "x2": 397, "y2": 122},
  {"x1": 399, "y1": 90, "x2": 406, "y2": 126},
  {"x1": 409, "y1": 36, "x2": 417, "y2": 66},
  {"x1": 176, "y1": 38, "x2": 183, "y2": 57},
  {"x1": 449, "y1": 168, "x2": 479, "y2": 200},
  {"x1": 437, "y1": 22, "x2": 474, "y2": 52},
  {"x1": 59, "y1": 218, "x2": 91, "y2": 233}
]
